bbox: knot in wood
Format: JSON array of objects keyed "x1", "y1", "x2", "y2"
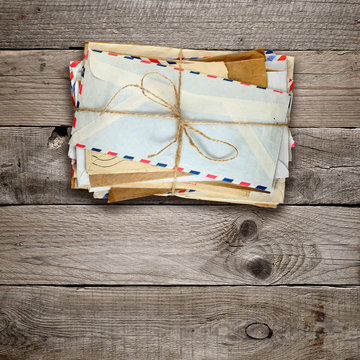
[
  {"x1": 239, "y1": 220, "x2": 257, "y2": 238},
  {"x1": 245, "y1": 322, "x2": 272, "y2": 340},
  {"x1": 225, "y1": 219, "x2": 258, "y2": 248},
  {"x1": 246, "y1": 256, "x2": 273, "y2": 280},
  {"x1": 0, "y1": 313, "x2": 9, "y2": 332}
]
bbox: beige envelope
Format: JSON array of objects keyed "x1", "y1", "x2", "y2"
[
  {"x1": 85, "y1": 42, "x2": 267, "y2": 86},
  {"x1": 108, "y1": 178, "x2": 285, "y2": 206}
]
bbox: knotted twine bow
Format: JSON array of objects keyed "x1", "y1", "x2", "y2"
[{"x1": 77, "y1": 50, "x2": 289, "y2": 195}]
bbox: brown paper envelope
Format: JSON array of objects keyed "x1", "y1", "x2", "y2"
[
  {"x1": 194, "y1": 50, "x2": 267, "y2": 87},
  {"x1": 92, "y1": 174, "x2": 268, "y2": 194},
  {"x1": 160, "y1": 178, "x2": 285, "y2": 207},
  {"x1": 71, "y1": 178, "x2": 89, "y2": 190},
  {"x1": 96, "y1": 176, "x2": 284, "y2": 207},
  {"x1": 179, "y1": 191, "x2": 278, "y2": 207},
  {"x1": 86, "y1": 150, "x2": 192, "y2": 187},
  {"x1": 108, "y1": 187, "x2": 175, "y2": 203},
  {"x1": 71, "y1": 177, "x2": 76, "y2": 189},
  {"x1": 86, "y1": 150, "x2": 190, "y2": 176},
  {"x1": 99, "y1": 181, "x2": 266, "y2": 199},
  {"x1": 174, "y1": 191, "x2": 278, "y2": 208},
  {"x1": 86, "y1": 150, "x2": 189, "y2": 175},
  {"x1": 89, "y1": 171, "x2": 190, "y2": 187},
  {"x1": 197, "y1": 48, "x2": 265, "y2": 62},
  {"x1": 225, "y1": 58, "x2": 267, "y2": 87},
  {"x1": 183, "y1": 179, "x2": 284, "y2": 204},
  {"x1": 90, "y1": 181, "x2": 259, "y2": 204},
  {"x1": 101, "y1": 176, "x2": 285, "y2": 206},
  {"x1": 106, "y1": 181, "x2": 281, "y2": 206}
]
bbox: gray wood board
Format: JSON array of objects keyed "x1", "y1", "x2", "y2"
[
  {"x1": 1, "y1": 127, "x2": 359, "y2": 205},
  {"x1": 0, "y1": 50, "x2": 359, "y2": 127},
  {"x1": 0, "y1": 1, "x2": 359, "y2": 358},
  {"x1": 0, "y1": 205, "x2": 359, "y2": 285},
  {"x1": 1, "y1": 0, "x2": 359, "y2": 50},
  {"x1": 0, "y1": 286, "x2": 359, "y2": 359}
]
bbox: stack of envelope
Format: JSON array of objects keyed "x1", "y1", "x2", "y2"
[{"x1": 68, "y1": 41, "x2": 294, "y2": 207}]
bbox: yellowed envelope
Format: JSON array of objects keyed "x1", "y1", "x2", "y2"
[
  {"x1": 108, "y1": 187, "x2": 176, "y2": 202},
  {"x1": 108, "y1": 178, "x2": 285, "y2": 206},
  {"x1": 86, "y1": 149, "x2": 190, "y2": 175},
  {"x1": 85, "y1": 42, "x2": 267, "y2": 85},
  {"x1": 172, "y1": 178, "x2": 285, "y2": 207},
  {"x1": 85, "y1": 41, "x2": 233, "y2": 59}
]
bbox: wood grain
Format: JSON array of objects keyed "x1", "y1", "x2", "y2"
[
  {"x1": 1, "y1": 0, "x2": 359, "y2": 50},
  {"x1": 0, "y1": 1, "x2": 359, "y2": 358},
  {"x1": 0, "y1": 286, "x2": 359, "y2": 359},
  {"x1": 0, "y1": 205, "x2": 358, "y2": 285},
  {"x1": 1, "y1": 127, "x2": 359, "y2": 205},
  {"x1": 0, "y1": 50, "x2": 359, "y2": 127}
]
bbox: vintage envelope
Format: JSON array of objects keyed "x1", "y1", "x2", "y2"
[
  {"x1": 85, "y1": 42, "x2": 268, "y2": 87},
  {"x1": 172, "y1": 178, "x2": 286, "y2": 207},
  {"x1": 70, "y1": 69, "x2": 293, "y2": 205},
  {"x1": 69, "y1": 44, "x2": 273, "y2": 169},
  {"x1": 69, "y1": 55, "x2": 228, "y2": 186},
  {"x1": 84, "y1": 41, "x2": 233, "y2": 58},
  {"x1": 68, "y1": 44, "x2": 294, "y2": 206},
  {"x1": 82, "y1": 54, "x2": 294, "y2": 185},
  {"x1": 85, "y1": 41, "x2": 262, "y2": 61},
  {"x1": 68, "y1": 57, "x2": 258, "y2": 192},
  {"x1": 107, "y1": 177, "x2": 285, "y2": 205},
  {"x1": 69, "y1": 49, "x2": 291, "y2": 191},
  {"x1": 68, "y1": 49, "x2": 269, "y2": 169}
]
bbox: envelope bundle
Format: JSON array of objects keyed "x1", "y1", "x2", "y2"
[{"x1": 68, "y1": 42, "x2": 294, "y2": 207}]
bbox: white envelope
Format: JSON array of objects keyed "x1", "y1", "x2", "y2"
[{"x1": 69, "y1": 49, "x2": 292, "y2": 191}]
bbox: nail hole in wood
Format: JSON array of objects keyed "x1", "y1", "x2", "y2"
[
  {"x1": 47, "y1": 126, "x2": 68, "y2": 149},
  {"x1": 245, "y1": 322, "x2": 272, "y2": 340}
]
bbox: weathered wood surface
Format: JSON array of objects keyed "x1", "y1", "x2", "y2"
[
  {"x1": 0, "y1": 205, "x2": 358, "y2": 285},
  {"x1": 0, "y1": 1, "x2": 359, "y2": 358},
  {"x1": 0, "y1": 50, "x2": 359, "y2": 127},
  {"x1": 0, "y1": 286, "x2": 359, "y2": 360},
  {"x1": 1, "y1": 127, "x2": 359, "y2": 205},
  {"x1": 1, "y1": 0, "x2": 359, "y2": 50}
]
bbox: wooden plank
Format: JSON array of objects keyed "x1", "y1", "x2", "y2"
[
  {"x1": 0, "y1": 205, "x2": 358, "y2": 285},
  {"x1": 0, "y1": 50, "x2": 359, "y2": 127},
  {"x1": 0, "y1": 286, "x2": 358, "y2": 359},
  {"x1": 1, "y1": 0, "x2": 359, "y2": 50},
  {"x1": 1, "y1": 127, "x2": 359, "y2": 205}
]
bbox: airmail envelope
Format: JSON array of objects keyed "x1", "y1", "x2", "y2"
[{"x1": 69, "y1": 49, "x2": 292, "y2": 191}]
